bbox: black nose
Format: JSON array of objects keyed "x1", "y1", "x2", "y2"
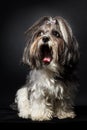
[{"x1": 42, "y1": 36, "x2": 49, "y2": 43}]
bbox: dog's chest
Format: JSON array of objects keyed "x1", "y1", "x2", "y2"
[
  {"x1": 28, "y1": 70, "x2": 64, "y2": 99},
  {"x1": 43, "y1": 78, "x2": 64, "y2": 99},
  {"x1": 29, "y1": 71, "x2": 64, "y2": 99}
]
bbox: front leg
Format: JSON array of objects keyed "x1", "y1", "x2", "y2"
[
  {"x1": 15, "y1": 87, "x2": 30, "y2": 119},
  {"x1": 55, "y1": 100, "x2": 76, "y2": 119},
  {"x1": 30, "y1": 100, "x2": 53, "y2": 121},
  {"x1": 29, "y1": 91, "x2": 53, "y2": 121}
]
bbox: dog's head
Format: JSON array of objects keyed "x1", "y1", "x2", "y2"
[{"x1": 22, "y1": 16, "x2": 80, "y2": 72}]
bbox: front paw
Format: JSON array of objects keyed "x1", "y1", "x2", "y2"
[
  {"x1": 57, "y1": 111, "x2": 76, "y2": 119},
  {"x1": 31, "y1": 108, "x2": 53, "y2": 121},
  {"x1": 18, "y1": 110, "x2": 30, "y2": 119}
]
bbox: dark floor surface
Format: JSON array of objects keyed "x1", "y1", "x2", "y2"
[
  {"x1": 0, "y1": 106, "x2": 87, "y2": 129},
  {"x1": 0, "y1": 106, "x2": 87, "y2": 123}
]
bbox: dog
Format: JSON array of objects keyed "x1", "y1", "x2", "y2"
[{"x1": 11, "y1": 16, "x2": 80, "y2": 121}]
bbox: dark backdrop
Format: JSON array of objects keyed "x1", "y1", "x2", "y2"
[{"x1": 0, "y1": 0, "x2": 87, "y2": 123}]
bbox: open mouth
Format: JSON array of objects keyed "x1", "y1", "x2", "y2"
[{"x1": 40, "y1": 44, "x2": 53, "y2": 64}]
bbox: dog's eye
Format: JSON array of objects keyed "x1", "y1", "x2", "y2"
[
  {"x1": 52, "y1": 30, "x2": 60, "y2": 38},
  {"x1": 37, "y1": 31, "x2": 44, "y2": 37}
]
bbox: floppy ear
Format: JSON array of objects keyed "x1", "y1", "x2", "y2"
[
  {"x1": 55, "y1": 16, "x2": 73, "y2": 44},
  {"x1": 55, "y1": 16, "x2": 80, "y2": 67},
  {"x1": 68, "y1": 36, "x2": 80, "y2": 67},
  {"x1": 22, "y1": 40, "x2": 30, "y2": 66},
  {"x1": 22, "y1": 16, "x2": 50, "y2": 66}
]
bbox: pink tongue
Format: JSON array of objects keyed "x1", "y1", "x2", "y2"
[{"x1": 43, "y1": 57, "x2": 51, "y2": 63}]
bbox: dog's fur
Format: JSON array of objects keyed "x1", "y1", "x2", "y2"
[{"x1": 12, "y1": 16, "x2": 80, "y2": 121}]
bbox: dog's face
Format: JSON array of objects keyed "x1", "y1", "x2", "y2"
[{"x1": 23, "y1": 16, "x2": 79, "y2": 72}]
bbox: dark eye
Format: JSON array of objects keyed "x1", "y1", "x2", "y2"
[
  {"x1": 52, "y1": 30, "x2": 60, "y2": 38},
  {"x1": 37, "y1": 31, "x2": 44, "y2": 37}
]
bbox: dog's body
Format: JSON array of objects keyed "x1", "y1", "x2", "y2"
[{"x1": 12, "y1": 16, "x2": 80, "y2": 121}]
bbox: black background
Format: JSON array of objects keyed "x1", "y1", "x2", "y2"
[{"x1": 0, "y1": 0, "x2": 87, "y2": 124}]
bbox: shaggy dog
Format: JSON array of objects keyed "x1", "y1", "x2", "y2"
[{"x1": 11, "y1": 16, "x2": 80, "y2": 121}]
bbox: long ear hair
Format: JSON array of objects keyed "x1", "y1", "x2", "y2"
[
  {"x1": 22, "y1": 16, "x2": 50, "y2": 66},
  {"x1": 55, "y1": 16, "x2": 80, "y2": 67}
]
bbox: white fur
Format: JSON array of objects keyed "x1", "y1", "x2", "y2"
[
  {"x1": 16, "y1": 87, "x2": 30, "y2": 119},
  {"x1": 30, "y1": 100, "x2": 53, "y2": 121},
  {"x1": 15, "y1": 75, "x2": 65, "y2": 120}
]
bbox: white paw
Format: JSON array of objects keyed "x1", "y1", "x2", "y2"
[
  {"x1": 18, "y1": 110, "x2": 30, "y2": 119},
  {"x1": 57, "y1": 111, "x2": 76, "y2": 119},
  {"x1": 31, "y1": 108, "x2": 53, "y2": 121}
]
